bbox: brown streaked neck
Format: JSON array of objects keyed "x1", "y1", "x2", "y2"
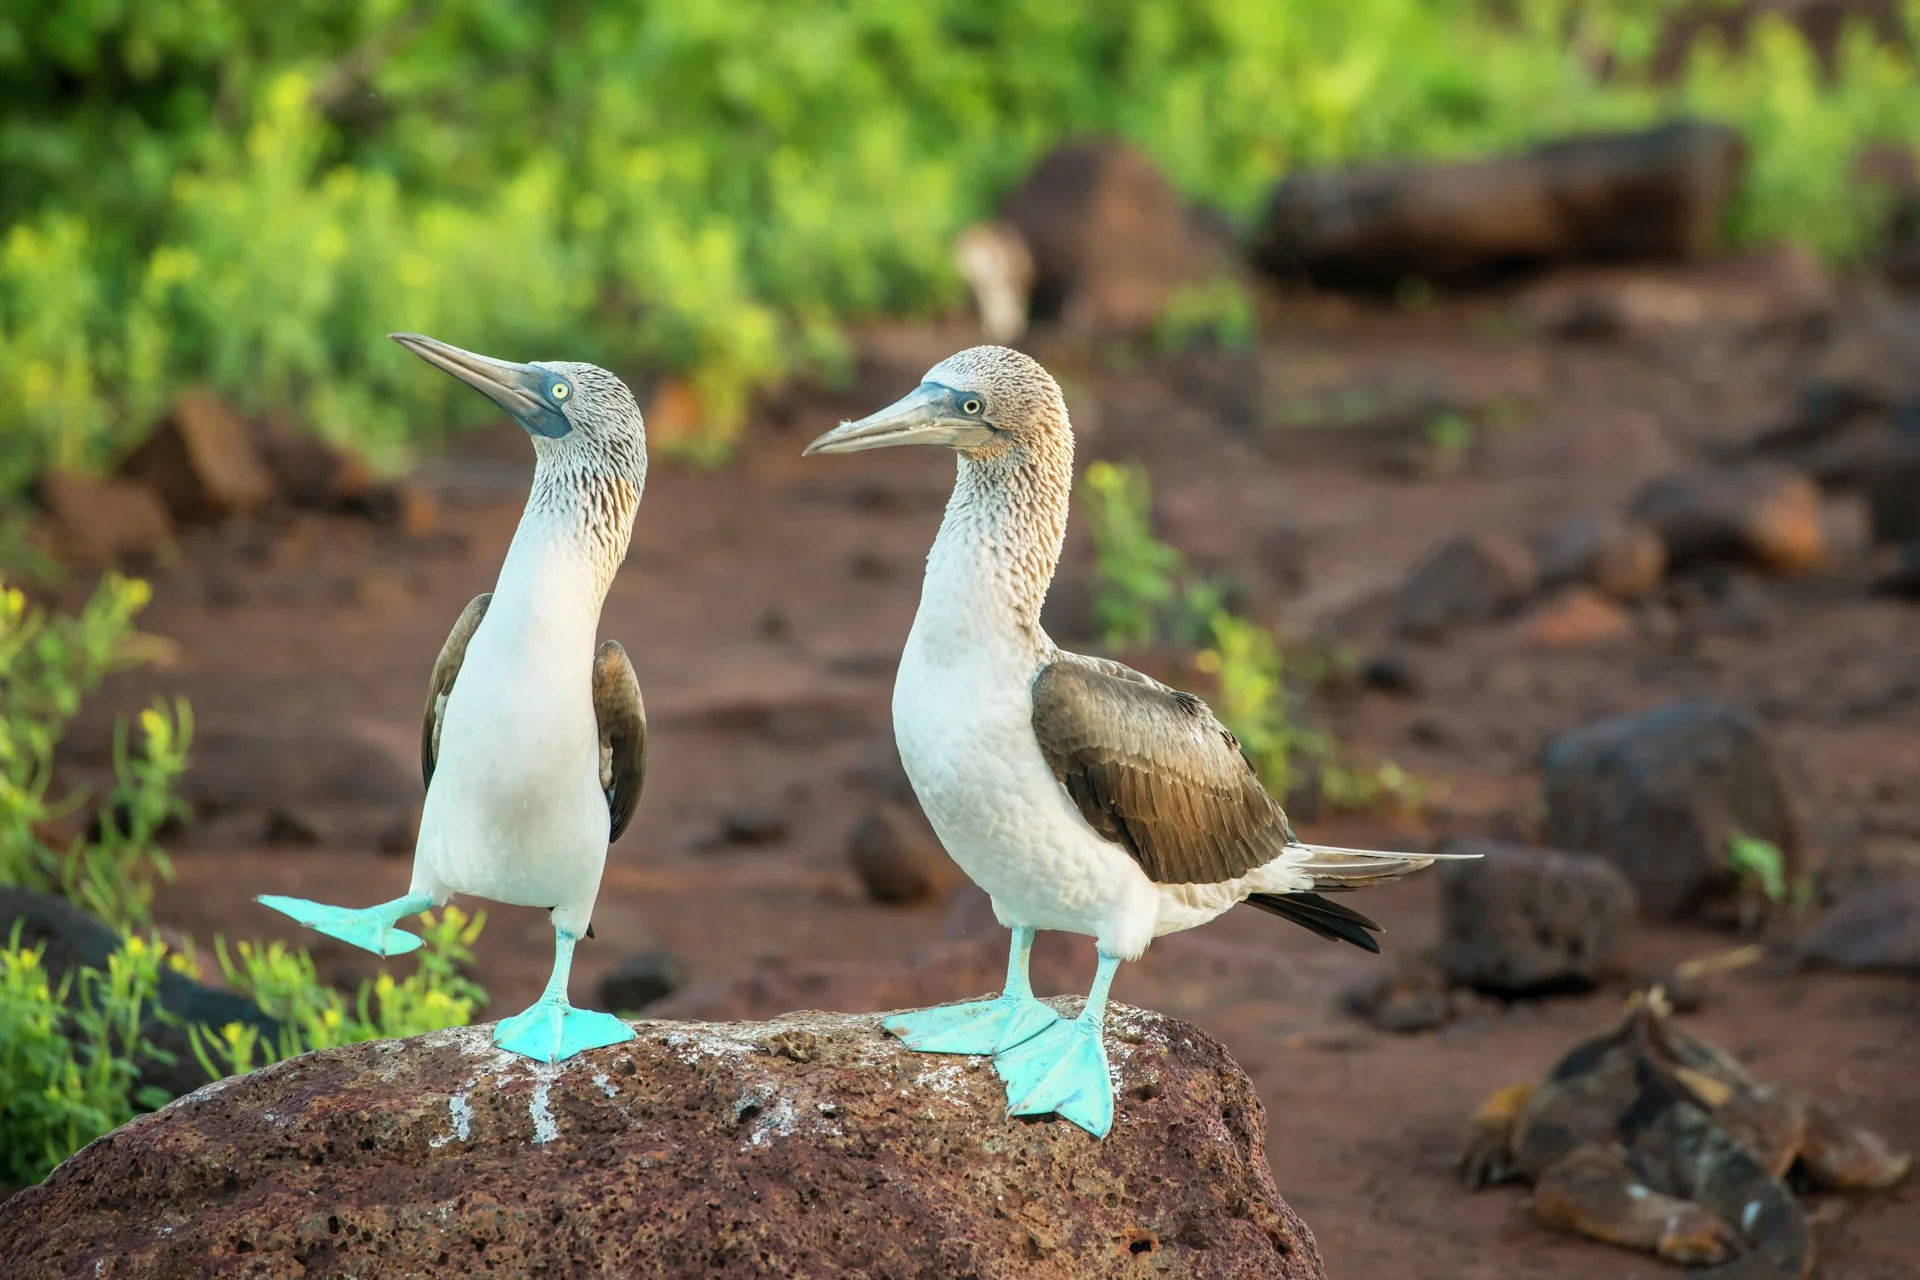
[
  {"x1": 922, "y1": 421, "x2": 1074, "y2": 650},
  {"x1": 512, "y1": 445, "x2": 646, "y2": 610}
]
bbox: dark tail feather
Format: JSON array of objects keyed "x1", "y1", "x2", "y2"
[{"x1": 1245, "y1": 891, "x2": 1384, "y2": 953}]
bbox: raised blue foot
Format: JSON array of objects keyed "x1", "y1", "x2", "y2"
[
  {"x1": 256, "y1": 892, "x2": 432, "y2": 957},
  {"x1": 884, "y1": 994, "x2": 1060, "y2": 1056},
  {"x1": 492, "y1": 999, "x2": 635, "y2": 1064},
  {"x1": 996, "y1": 1018, "x2": 1114, "y2": 1137},
  {"x1": 490, "y1": 924, "x2": 636, "y2": 1064},
  {"x1": 992, "y1": 947, "x2": 1123, "y2": 1138}
]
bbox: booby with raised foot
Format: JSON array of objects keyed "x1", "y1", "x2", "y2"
[
  {"x1": 259, "y1": 333, "x2": 648, "y2": 1064},
  {"x1": 805, "y1": 346, "x2": 1473, "y2": 1137}
]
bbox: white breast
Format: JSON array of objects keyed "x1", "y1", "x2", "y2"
[
  {"x1": 415, "y1": 537, "x2": 609, "y2": 928},
  {"x1": 891, "y1": 557, "x2": 1164, "y2": 959}
]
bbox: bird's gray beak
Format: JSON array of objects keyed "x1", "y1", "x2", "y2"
[
  {"x1": 390, "y1": 332, "x2": 571, "y2": 439},
  {"x1": 803, "y1": 382, "x2": 993, "y2": 456}
]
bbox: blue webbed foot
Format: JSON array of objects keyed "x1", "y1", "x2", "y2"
[
  {"x1": 994, "y1": 1016, "x2": 1114, "y2": 1138},
  {"x1": 883, "y1": 994, "x2": 1061, "y2": 1056},
  {"x1": 492, "y1": 999, "x2": 636, "y2": 1064},
  {"x1": 256, "y1": 893, "x2": 430, "y2": 957}
]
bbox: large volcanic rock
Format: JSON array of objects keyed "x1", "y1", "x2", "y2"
[
  {"x1": 1541, "y1": 701, "x2": 1798, "y2": 920},
  {"x1": 0, "y1": 1006, "x2": 1324, "y2": 1280}
]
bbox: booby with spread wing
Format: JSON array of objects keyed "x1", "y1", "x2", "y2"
[
  {"x1": 259, "y1": 333, "x2": 647, "y2": 1063},
  {"x1": 805, "y1": 345, "x2": 1472, "y2": 1136}
]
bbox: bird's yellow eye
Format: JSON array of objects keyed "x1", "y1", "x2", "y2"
[
  {"x1": 962, "y1": 398, "x2": 982, "y2": 415},
  {"x1": 551, "y1": 383, "x2": 569, "y2": 400}
]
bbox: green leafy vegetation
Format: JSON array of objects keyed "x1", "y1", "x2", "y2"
[
  {"x1": 0, "y1": 573, "x2": 485, "y2": 1182},
  {"x1": 1080, "y1": 460, "x2": 1423, "y2": 811},
  {"x1": 1153, "y1": 277, "x2": 1258, "y2": 352},
  {"x1": 5, "y1": 2, "x2": 1920, "y2": 487},
  {"x1": 0, "y1": 927, "x2": 171, "y2": 1185},
  {"x1": 1727, "y1": 831, "x2": 1816, "y2": 920},
  {"x1": 190, "y1": 909, "x2": 486, "y2": 1077}
]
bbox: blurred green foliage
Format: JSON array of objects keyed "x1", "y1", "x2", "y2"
[
  {"x1": 189, "y1": 907, "x2": 486, "y2": 1077},
  {"x1": 0, "y1": 572, "x2": 483, "y2": 1182},
  {"x1": 4, "y1": 2, "x2": 1919, "y2": 487},
  {"x1": 0, "y1": 927, "x2": 173, "y2": 1185}
]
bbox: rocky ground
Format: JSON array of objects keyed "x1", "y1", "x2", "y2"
[{"x1": 23, "y1": 236, "x2": 1920, "y2": 1276}]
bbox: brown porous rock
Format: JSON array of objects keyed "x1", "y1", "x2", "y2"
[{"x1": 0, "y1": 1006, "x2": 1325, "y2": 1280}]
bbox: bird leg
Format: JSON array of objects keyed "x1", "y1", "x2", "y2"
[
  {"x1": 492, "y1": 926, "x2": 637, "y2": 1064},
  {"x1": 995, "y1": 949, "x2": 1120, "y2": 1138},
  {"x1": 882, "y1": 926, "x2": 1061, "y2": 1056},
  {"x1": 256, "y1": 891, "x2": 435, "y2": 957}
]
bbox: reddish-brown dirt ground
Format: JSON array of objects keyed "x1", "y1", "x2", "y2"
[{"x1": 48, "y1": 269, "x2": 1920, "y2": 1278}]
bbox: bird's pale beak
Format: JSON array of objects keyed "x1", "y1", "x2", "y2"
[
  {"x1": 390, "y1": 332, "x2": 571, "y2": 439},
  {"x1": 803, "y1": 382, "x2": 994, "y2": 456}
]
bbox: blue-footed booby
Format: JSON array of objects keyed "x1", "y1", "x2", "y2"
[
  {"x1": 805, "y1": 346, "x2": 1471, "y2": 1137},
  {"x1": 259, "y1": 333, "x2": 648, "y2": 1064}
]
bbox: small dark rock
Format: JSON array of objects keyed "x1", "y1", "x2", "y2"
[
  {"x1": 262, "y1": 806, "x2": 328, "y2": 847},
  {"x1": 1396, "y1": 532, "x2": 1538, "y2": 638},
  {"x1": 1360, "y1": 650, "x2": 1423, "y2": 697},
  {"x1": 1627, "y1": 464, "x2": 1824, "y2": 575},
  {"x1": 253, "y1": 416, "x2": 377, "y2": 509},
  {"x1": 348, "y1": 479, "x2": 441, "y2": 537},
  {"x1": 1342, "y1": 947, "x2": 1452, "y2": 1033},
  {"x1": 721, "y1": 805, "x2": 789, "y2": 846},
  {"x1": 1873, "y1": 540, "x2": 1920, "y2": 598},
  {"x1": 120, "y1": 389, "x2": 275, "y2": 523},
  {"x1": 758, "y1": 607, "x2": 789, "y2": 640},
  {"x1": 376, "y1": 806, "x2": 421, "y2": 857},
  {"x1": 1437, "y1": 839, "x2": 1638, "y2": 995},
  {"x1": 1865, "y1": 443, "x2": 1920, "y2": 546},
  {"x1": 1532, "y1": 510, "x2": 1666, "y2": 599},
  {"x1": 597, "y1": 949, "x2": 689, "y2": 1012},
  {"x1": 0, "y1": 889, "x2": 280, "y2": 1101},
  {"x1": 1798, "y1": 877, "x2": 1920, "y2": 975},
  {"x1": 1542, "y1": 701, "x2": 1798, "y2": 920},
  {"x1": 850, "y1": 803, "x2": 951, "y2": 905}
]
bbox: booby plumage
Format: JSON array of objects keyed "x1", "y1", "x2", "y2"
[
  {"x1": 805, "y1": 345, "x2": 1472, "y2": 1136},
  {"x1": 259, "y1": 333, "x2": 648, "y2": 1064}
]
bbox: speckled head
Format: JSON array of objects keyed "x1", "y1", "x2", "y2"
[
  {"x1": 390, "y1": 333, "x2": 646, "y2": 477},
  {"x1": 802, "y1": 345, "x2": 1068, "y2": 462}
]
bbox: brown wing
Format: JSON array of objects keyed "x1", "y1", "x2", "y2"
[
  {"x1": 422, "y1": 593, "x2": 492, "y2": 790},
  {"x1": 593, "y1": 639, "x2": 647, "y2": 844},
  {"x1": 1030, "y1": 654, "x2": 1298, "y2": 885}
]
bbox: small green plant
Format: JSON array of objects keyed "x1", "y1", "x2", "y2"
[
  {"x1": 1726, "y1": 832, "x2": 1816, "y2": 919},
  {"x1": 1081, "y1": 461, "x2": 1192, "y2": 649},
  {"x1": 191, "y1": 907, "x2": 487, "y2": 1076},
  {"x1": 0, "y1": 927, "x2": 171, "y2": 1185},
  {"x1": 1079, "y1": 460, "x2": 1424, "y2": 813},
  {"x1": 1425, "y1": 410, "x2": 1476, "y2": 457},
  {"x1": 1153, "y1": 277, "x2": 1257, "y2": 352}
]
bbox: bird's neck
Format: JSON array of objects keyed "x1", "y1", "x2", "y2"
[
  {"x1": 495, "y1": 456, "x2": 643, "y2": 628},
  {"x1": 916, "y1": 432, "x2": 1072, "y2": 660}
]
